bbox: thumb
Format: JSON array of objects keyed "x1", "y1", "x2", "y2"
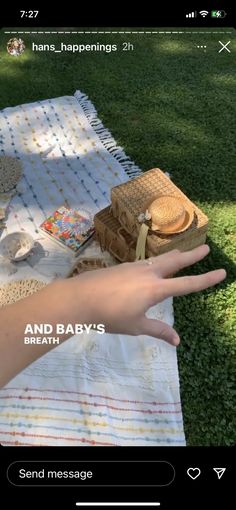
[{"x1": 139, "y1": 318, "x2": 180, "y2": 346}]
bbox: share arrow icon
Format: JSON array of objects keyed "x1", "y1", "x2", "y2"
[{"x1": 213, "y1": 468, "x2": 226, "y2": 479}]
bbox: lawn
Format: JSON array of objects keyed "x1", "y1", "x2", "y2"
[{"x1": 0, "y1": 28, "x2": 235, "y2": 445}]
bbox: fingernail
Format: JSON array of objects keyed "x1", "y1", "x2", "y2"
[
  {"x1": 219, "y1": 269, "x2": 227, "y2": 279},
  {"x1": 173, "y1": 335, "x2": 180, "y2": 346}
]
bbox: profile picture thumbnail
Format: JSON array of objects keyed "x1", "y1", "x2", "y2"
[{"x1": 7, "y1": 38, "x2": 25, "y2": 57}]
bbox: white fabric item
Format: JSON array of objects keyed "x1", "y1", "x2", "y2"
[{"x1": 0, "y1": 91, "x2": 185, "y2": 446}]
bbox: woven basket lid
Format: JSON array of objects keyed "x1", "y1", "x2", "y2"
[
  {"x1": 0, "y1": 156, "x2": 22, "y2": 193},
  {"x1": 146, "y1": 195, "x2": 194, "y2": 234}
]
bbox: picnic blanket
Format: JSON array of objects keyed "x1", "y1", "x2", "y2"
[{"x1": 0, "y1": 91, "x2": 185, "y2": 446}]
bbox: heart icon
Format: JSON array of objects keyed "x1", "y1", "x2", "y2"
[{"x1": 187, "y1": 467, "x2": 201, "y2": 480}]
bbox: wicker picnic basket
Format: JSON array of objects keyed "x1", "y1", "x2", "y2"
[
  {"x1": 111, "y1": 168, "x2": 208, "y2": 256},
  {"x1": 94, "y1": 206, "x2": 152, "y2": 262}
]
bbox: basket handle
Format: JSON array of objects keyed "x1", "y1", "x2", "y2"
[
  {"x1": 118, "y1": 210, "x2": 129, "y2": 229},
  {"x1": 117, "y1": 227, "x2": 136, "y2": 249},
  {"x1": 108, "y1": 238, "x2": 128, "y2": 262},
  {"x1": 117, "y1": 226, "x2": 125, "y2": 241}
]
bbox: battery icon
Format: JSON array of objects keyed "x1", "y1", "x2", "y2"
[{"x1": 211, "y1": 10, "x2": 227, "y2": 18}]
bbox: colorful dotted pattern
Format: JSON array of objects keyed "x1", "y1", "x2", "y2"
[
  {"x1": 0, "y1": 93, "x2": 131, "y2": 241},
  {"x1": 0, "y1": 92, "x2": 185, "y2": 446}
]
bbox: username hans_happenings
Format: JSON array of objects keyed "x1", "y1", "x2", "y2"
[{"x1": 32, "y1": 42, "x2": 118, "y2": 53}]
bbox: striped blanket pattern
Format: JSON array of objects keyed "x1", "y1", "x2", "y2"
[{"x1": 0, "y1": 91, "x2": 185, "y2": 446}]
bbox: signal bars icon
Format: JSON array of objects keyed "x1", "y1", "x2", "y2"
[{"x1": 186, "y1": 11, "x2": 196, "y2": 18}]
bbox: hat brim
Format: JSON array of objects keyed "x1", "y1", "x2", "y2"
[{"x1": 144, "y1": 196, "x2": 195, "y2": 235}]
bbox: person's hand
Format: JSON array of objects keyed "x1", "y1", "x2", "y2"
[
  {"x1": 69, "y1": 244, "x2": 226, "y2": 346},
  {"x1": 0, "y1": 244, "x2": 227, "y2": 387}
]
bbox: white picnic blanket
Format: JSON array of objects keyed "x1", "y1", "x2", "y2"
[{"x1": 0, "y1": 91, "x2": 185, "y2": 445}]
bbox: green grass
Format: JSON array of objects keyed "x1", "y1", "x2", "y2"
[{"x1": 0, "y1": 28, "x2": 235, "y2": 445}]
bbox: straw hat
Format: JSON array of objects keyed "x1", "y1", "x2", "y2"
[
  {"x1": 67, "y1": 257, "x2": 109, "y2": 278},
  {"x1": 145, "y1": 195, "x2": 194, "y2": 234}
]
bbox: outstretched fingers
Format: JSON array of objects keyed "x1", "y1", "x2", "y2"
[
  {"x1": 158, "y1": 268, "x2": 226, "y2": 299},
  {"x1": 152, "y1": 244, "x2": 210, "y2": 278},
  {"x1": 139, "y1": 317, "x2": 180, "y2": 346}
]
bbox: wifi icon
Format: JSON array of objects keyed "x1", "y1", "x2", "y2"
[{"x1": 199, "y1": 10, "x2": 209, "y2": 17}]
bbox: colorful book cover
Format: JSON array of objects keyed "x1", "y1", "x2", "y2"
[{"x1": 40, "y1": 206, "x2": 95, "y2": 253}]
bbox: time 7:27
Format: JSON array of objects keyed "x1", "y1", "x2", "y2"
[{"x1": 20, "y1": 11, "x2": 39, "y2": 17}]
